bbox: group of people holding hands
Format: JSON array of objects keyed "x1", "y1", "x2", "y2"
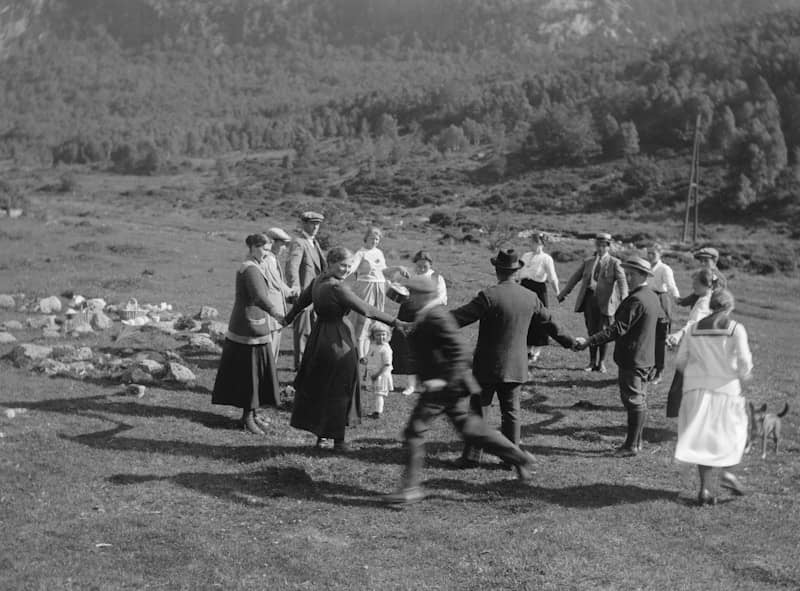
[{"x1": 212, "y1": 213, "x2": 752, "y2": 506}]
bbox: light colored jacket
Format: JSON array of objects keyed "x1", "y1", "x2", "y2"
[
  {"x1": 285, "y1": 232, "x2": 325, "y2": 291},
  {"x1": 559, "y1": 254, "x2": 628, "y2": 316}
]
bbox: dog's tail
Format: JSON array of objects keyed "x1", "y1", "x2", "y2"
[{"x1": 778, "y1": 402, "x2": 789, "y2": 418}]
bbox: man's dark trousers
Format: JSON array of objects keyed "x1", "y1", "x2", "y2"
[{"x1": 463, "y1": 382, "x2": 521, "y2": 462}]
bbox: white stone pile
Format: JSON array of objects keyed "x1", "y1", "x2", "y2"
[{"x1": 0, "y1": 293, "x2": 230, "y2": 392}]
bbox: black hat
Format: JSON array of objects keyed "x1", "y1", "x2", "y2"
[{"x1": 490, "y1": 248, "x2": 524, "y2": 271}]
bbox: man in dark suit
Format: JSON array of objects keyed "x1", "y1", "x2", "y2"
[
  {"x1": 383, "y1": 276, "x2": 536, "y2": 505},
  {"x1": 558, "y1": 232, "x2": 628, "y2": 373},
  {"x1": 285, "y1": 211, "x2": 326, "y2": 370},
  {"x1": 575, "y1": 256, "x2": 660, "y2": 457},
  {"x1": 450, "y1": 248, "x2": 577, "y2": 467}
]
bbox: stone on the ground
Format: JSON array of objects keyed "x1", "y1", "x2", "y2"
[
  {"x1": 52, "y1": 345, "x2": 94, "y2": 362},
  {"x1": 137, "y1": 359, "x2": 166, "y2": 378},
  {"x1": 34, "y1": 358, "x2": 69, "y2": 376},
  {"x1": 196, "y1": 306, "x2": 219, "y2": 320},
  {"x1": 27, "y1": 315, "x2": 57, "y2": 330},
  {"x1": 69, "y1": 322, "x2": 94, "y2": 336},
  {"x1": 86, "y1": 298, "x2": 107, "y2": 312},
  {"x1": 2, "y1": 320, "x2": 23, "y2": 330},
  {"x1": 42, "y1": 328, "x2": 62, "y2": 339},
  {"x1": 0, "y1": 294, "x2": 15, "y2": 309},
  {"x1": 0, "y1": 332, "x2": 17, "y2": 344},
  {"x1": 10, "y1": 344, "x2": 53, "y2": 367},
  {"x1": 126, "y1": 384, "x2": 147, "y2": 397},
  {"x1": 90, "y1": 311, "x2": 113, "y2": 330},
  {"x1": 184, "y1": 334, "x2": 221, "y2": 355},
  {"x1": 122, "y1": 367, "x2": 155, "y2": 385},
  {"x1": 174, "y1": 316, "x2": 202, "y2": 332},
  {"x1": 202, "y1": 321, "x2": 227, "y2": 343},
  {"x1": 167, "y1": 362, "x2": 196, "y2": 384},
  {"x1": 38, "y1": 296, "x2": 62, "y2": 314}
]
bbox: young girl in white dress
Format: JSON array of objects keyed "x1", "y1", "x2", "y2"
[{"x1": 366, "y1": 322, "x2": 394, "y2": 418}]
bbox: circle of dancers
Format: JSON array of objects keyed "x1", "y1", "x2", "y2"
[{"x1": 211, "y1": 212, "x2": 751, "y2": 506}]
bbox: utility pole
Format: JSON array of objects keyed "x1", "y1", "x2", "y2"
[{"x1": 682, "y1": 114, "x2": 702, "y2": 243}]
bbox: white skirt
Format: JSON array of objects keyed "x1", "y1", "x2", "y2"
[{"x1": 674, "y1": 388, "x2": 748, "y2": 467}]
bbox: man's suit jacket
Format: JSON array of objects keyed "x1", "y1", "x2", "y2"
[
  {"x1": 408, "y1": 304, "x2": 479, "y2": 395},
  {"x1": 262, "y1": 252, "x2": 292, "y2": 334},
  {"x1": 560, "y1": 254, "x2": 628, "y2": 316},
  {"x1": 285, "y1": 233, "x2": 326, "y2": 292},
  {"x1": 451, "y1": 280, "x2": 574, "y2": 384}
]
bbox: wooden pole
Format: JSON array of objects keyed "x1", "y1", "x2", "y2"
[{"x1": 682, "y1": 114, "x2": 701, "y2": 243}]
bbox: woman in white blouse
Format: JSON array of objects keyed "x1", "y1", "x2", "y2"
[
  {"x1": 674, "y1": 289, "x2": 752, "y2": 505},
  {"x1": 519, "y1": 233, "x2": 559, "y2": 363},
  {"x1": 347, "y1": 227, "x2": 406, "y2": 358}
]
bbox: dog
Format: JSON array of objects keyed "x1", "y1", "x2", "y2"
[{"x1": 746, "y1": 402, "x2": 789, "y2": 459}]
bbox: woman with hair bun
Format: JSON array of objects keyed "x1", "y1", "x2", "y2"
[
  {"x1": 212, "y1": 233, "x2": 285, "y2": 435},
  {"x1": 674, "y1": 289, "x2": 753, "y2": 505},
  {"x1": 285, "y1": 246, "x2": 405, "y2": 452},
  {"x1": 519, "y1": 232, "x2": 560, "y2": 363}
]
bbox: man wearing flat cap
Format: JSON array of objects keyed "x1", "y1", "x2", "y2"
[
  {"x1": 450, "y1": 248, "x2": 577, "y2": 468},
  {"x1": 263, "y1": 227, "x2": 296, "y2": 361},
  {"x1": 575, "y1": 256, "x2": 660, "y2": 456},
  {"x1": 558, "y1": 232, "x2": 628, "y2": 373},
  {"x1": 677, "y1": 246, "x2": 726, "y2": 308},
  {"x1": 285, "y1": 211, "x2": 326, "y2": 370},
  {"x1": 384, "y1": 274, "x2": 537, "y2": 505}
]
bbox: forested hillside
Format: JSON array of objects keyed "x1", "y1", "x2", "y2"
[{"x1": 2, "y1": 0, "x2": 800, "y2": 221}]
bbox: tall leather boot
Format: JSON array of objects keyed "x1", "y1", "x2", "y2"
[{"x1": 615, "y1": 410, "x2": 637, "y2": 456}]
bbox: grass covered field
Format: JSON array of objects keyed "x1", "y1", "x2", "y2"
[{"x1": 1, "y1": 163, "x2": 799, "y2": 590}]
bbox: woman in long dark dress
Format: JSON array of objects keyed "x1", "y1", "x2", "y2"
[
  {"x1": 285, "y1": 246, "x2": 402, "y2": 452},
  {"x1": 212, "y1": 233, "x2": 285, "y2": 435}
]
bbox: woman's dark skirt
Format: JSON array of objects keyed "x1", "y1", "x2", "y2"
[
  {"x1": 521, "y1": 278, "x2": 549, "y2": 347},
  {"x1": 212, "y1": 339, "x2": 280, "y2": 409},
  {"x1": 390, "y1": 302, "x2": 417, "y2": 374}
]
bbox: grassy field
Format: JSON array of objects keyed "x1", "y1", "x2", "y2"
[{"x1": 1, "y1": 161, "x2": 799, "y2": 590}]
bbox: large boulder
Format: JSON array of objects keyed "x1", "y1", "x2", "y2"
[
  {"x1": 202, "y1": 321, "x2": 228, "y2": 343},
  {"x1": 0, "y1": 294, "x2": 15, "y2": 309},
  {"x1": 69, "y1": 322, "x2": 94, "y2": 337},
  {"x1": 38, "y1": 296, "x2": 62, "y2": 314},
  {"x1": 167, "y1": 362, "x2": 196, "y2": 384},
  {"x1": 42, "y1": 328, "x2": 62, "y2": 339},
  {"x1": 137, "y1": 359, "x2": 166, "y2": 378},
  {"x1": 122, "y1": 367, "x2": 156, "y2": 385},
  {"x1": 10, "y1": 344, "x2": 53, "y2": 367},
  {"x1": 0, "y1": 332, "x2": 17, "y2": 344},
  {"x1": 1, "y1": 320, "x2": 24, "y2": 331}
]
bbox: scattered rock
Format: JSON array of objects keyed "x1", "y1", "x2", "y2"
[
  {"x1": 122, "y1": 367, "x2": 155, "y2": 385},
  {"x1": 27, "y1": 315, "x2": 57, "y2": 330},
  {"x1": 183, "y1": 334, "x2": 221, "y2": 355},
  {"x1": 0, "y1": 295, "x2": 15, "y2": 309},
  {"x1": 202, "y1": 321, "x2": 227, "y2": 343},
  {"x1": 69, "y1": 322, "x2": 94, "y2": 336},
  {"x1": 37, "y1": 296, "x2": 62, "y2": 314},
  {"x1": 86, "y1": 298, "x2": 107, "y2": 312},
  {"x1": 196, "y1": 306, "x2": 219, "y2": 320},
  {"x1": 42, "y1": 328, "x2": 62, "y2": 339},
  {"x1": 35, "y1": 358, "x2": 69, "y2": 376},
  {"x1": 90, "y1": 311, "x2": 113, "y2": 330},
  {"x1": 167, "y1": 362, "x2": 196, "y2": 384},
  {"x1": 126, "y1": 384, "x2": 147, "y2": 397},
  {"x1": 2, "y1": 320, "x2": 23, "y2": 330},
  {"x1": 10, "y1": 344, "x2": 53, "y2": 367},
  {"x1": 0, "y1": 332, "x2": 17, "y2": 344},
  {"x1": 137, "y1": 359, "x2": 166, "y2": 378},
  {"x1": 51, "y1": 345, "x2": 93, "y2": 362},
  {"x1": 3, "y1": 408, "x2": 28, "y2": 418},
  {"x1": 174, "y1": 316, "x2": 202, "y2": 332}
]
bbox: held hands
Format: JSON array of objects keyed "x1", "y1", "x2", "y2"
[
  {"x1": 666, "y1": 333, "x2": 680, "y2": 348},
  {"x1": 573, "y1": 337, "x2": 588, "y2": 351},
  {"x1": 394, "y1": 319, "x2": 413, "y2": 335},
  {"x1": 421, "y1": 378, "x2": 447, "y2": 393},
  {"x1": 557, "y1": 294, "x2": 566, "y2": 304}
]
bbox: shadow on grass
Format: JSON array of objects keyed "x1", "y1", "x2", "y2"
[
  {"x1": 107, "y1": 467, "x2": 390, "y2": 509},
  {"x1": 106, "y1": 467, "x2": 679, "y2": 509},
  {"x1": 529, "y1": 377, "x2": 618, "y2": 390},
  {"x1": 422, "y1": 478, "x2": 679, "y2": 507}
]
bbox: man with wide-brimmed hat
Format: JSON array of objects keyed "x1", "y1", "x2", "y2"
[
  {"x1": 450, "y1": 248, "x2": 577, "y2": 468},
  {"x1": 558, "y1": 232, "x2": 628, "y2": 373},
  {"x1": 575, "y1": 256, "x2": 660, "y2": 456},
  {"x1": 285, "y1": 211, "x2": 326, "y2": 370},
  {"x1": 383, "y1": 274, "x2": 537, "y2": 505}
]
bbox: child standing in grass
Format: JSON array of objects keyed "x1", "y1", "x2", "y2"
[{"x1": 366, "y1": 322, "x2": 393, "y2": 418}]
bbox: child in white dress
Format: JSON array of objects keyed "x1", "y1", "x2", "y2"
[{"x1": 366, "y1": 322, "x2": 394, "y2": 418}]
